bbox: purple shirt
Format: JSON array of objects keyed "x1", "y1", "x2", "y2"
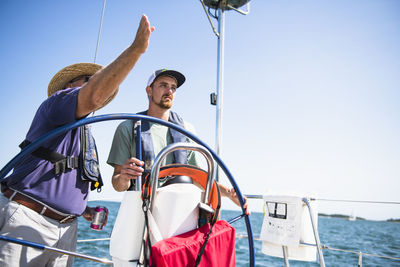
[{"x1": 2, "y1": 87, "x2": 90, "y2": 215}]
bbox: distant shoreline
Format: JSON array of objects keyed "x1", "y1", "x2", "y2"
[{"x1": 318, "y1": 213, "x2": 400, "y2": 222}]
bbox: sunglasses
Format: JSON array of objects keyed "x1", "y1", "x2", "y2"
[{"x1": 69, "y1": 75, "x2": 91, "y2": 84}]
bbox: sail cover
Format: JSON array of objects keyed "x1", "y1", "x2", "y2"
[{"x1": 151, "y1": 220, "x2": 236, "y2": 267}]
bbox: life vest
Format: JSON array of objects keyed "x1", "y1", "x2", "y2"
[
  {"x1": 134, "y1": 110, "x2": 188, "y2": 171},
  {"x1": 80, "y1": 125, "x2": 103, "y2": 191},
  {"x1": 19, "y1": 125, "x2": 103, "y2": 191}
]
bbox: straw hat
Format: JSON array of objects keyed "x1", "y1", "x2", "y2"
[{"x1": 47, "y1": 63, "x2": 118, "y2": 110}]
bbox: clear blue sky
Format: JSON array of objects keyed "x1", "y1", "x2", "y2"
[{"x1": 0, "y1": 0, "x2": 399, "y2": 220}]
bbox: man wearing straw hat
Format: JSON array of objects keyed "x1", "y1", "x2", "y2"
[{"x1": 0, "y1": 15, "x2": 154, "y2": 267}]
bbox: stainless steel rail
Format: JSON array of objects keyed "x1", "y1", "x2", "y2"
[{"x1": 149, "y1": 142, "x2": 215, "y2": 210}]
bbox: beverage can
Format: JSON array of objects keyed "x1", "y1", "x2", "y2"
[{"x1": 90, "y1": 206, "x2": 108, "y2": 231}]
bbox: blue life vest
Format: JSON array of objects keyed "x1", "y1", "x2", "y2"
[
  {"x1": 19, "y1": 125, "x2": 103, "y2": 191},
  {"x1": 135, "y1": 110, "x2": 188, "y2": 172},
  {"x1": 80, "y1": 125, "x2": 103, "y2": 191}
]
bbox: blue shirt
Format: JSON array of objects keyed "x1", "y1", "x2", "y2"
[{"x1": 2, "y1": 87, "x2": 90, "y2": 215}]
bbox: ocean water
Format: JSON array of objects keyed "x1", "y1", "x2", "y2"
[{"x1": 75, "y1": 201, "x2": 400, "y2": 266}]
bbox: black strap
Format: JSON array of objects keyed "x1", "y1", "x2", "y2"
[
  {"x1": 19, "y1": 140, "x2": 79, "y2": 175},
  {"x1": 142, "y1": 178, "x2": 153, "y2": 267},
  {"x1": 54, "y1": 157, "x2": 79, "y2": 175},
  {"x1": 19, "y1": 140, "x2": 65, "y2": 163},
  {"x1": 194, "y1": 183, "x2": 222, "y2": 267}
]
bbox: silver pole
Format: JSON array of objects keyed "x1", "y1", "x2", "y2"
[
  {"x1": 282, "y1": 246, "x2": 290, "y2": 267},
  {"x1": 135, "y1": 120, "x2": 142, "y2": 191},
  {"x1": 358, "y1": 251, "x2": 363, "y2": 267},
  {"x1": 302, "y1": 198, "x2": 326, "y2": 267},
  {"x1": 215, "y1": 7, "x2": 225, "y2": 182},
  {"x1": 0, "y1": 235, "x2": 113, "y2": 265}
]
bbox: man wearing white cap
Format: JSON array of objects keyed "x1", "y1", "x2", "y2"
[
  {"x1": 107, "y1": 69, "x2": 249, "y2": 213},
  {"x1": 0, "y1": 15, "x2": 154, "y2": 267},
  {"x1": 107, "y1": 68, "x2": 196, "y2": 191}
]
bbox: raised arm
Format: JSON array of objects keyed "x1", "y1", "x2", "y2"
[{"x1": 76, "y1": 14, "x2": 155, "y2": 118}]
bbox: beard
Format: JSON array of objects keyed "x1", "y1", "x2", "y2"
[{"x1": 152, "y1": 94, "x2": 173, "y2": 109}]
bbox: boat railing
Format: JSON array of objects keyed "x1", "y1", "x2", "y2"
[
  {"x1": 230, "y1": 235, "x2": 400, "y2": 266},
  {"x1": 76, "y1": 234, "x2": 400, "y2": 267},
  {"x1": 244, "y1": 194, "x2": 400, "y2": 266},
  {"x1": 76, "y1": 192, "x2": 400, "y2": 266},
  {"x1": 77, "y1": 198, "x2": 400, "y2": 267}
]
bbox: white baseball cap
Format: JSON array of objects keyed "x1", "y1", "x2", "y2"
[{"x1": 147, "y1": 69, "x2": 186, "y2": 88}]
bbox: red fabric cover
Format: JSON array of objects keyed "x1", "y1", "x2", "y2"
[{"x1": 151, "y1": 220, "x2": 236, "y2": 267}]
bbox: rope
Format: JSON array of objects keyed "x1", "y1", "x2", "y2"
[{"x1": 93, "y1": 0, "x2": 106, "y2": 63}]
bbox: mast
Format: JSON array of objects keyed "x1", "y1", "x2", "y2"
[
  {"x1": 200, "y1": 0, "x2": 250, "y2": 181},
  {"x1": 215, "y1": 7, "x2": 225, "y2": 182}
]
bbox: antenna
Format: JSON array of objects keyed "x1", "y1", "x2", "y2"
[
  {"x1": 203, "y1": 0, "x2": 250, "y2": 12},
  {"x1": 200, "y1": 0, "x2": 251, "y2": 182}
]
